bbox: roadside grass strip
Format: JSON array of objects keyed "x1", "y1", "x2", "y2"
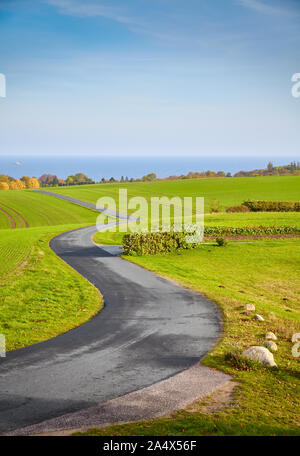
[{"x1": 0, "y1": 226, "x2": 103, "y2": 350}]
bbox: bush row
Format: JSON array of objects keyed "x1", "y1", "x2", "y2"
[
  {"x1": 243, "y1": 200, "x2": 300, "y2": 212},
  {"x1": 204, "y1": 225, "x2": 300, "y2": 236},
  {"x1": 123, "y1": 225, "x2": 300, "y2": 255}
]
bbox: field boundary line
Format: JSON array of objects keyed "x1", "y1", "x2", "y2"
[
  {"x1": 0, "y1": 206, "x2": 16, "y2": 229},
  {"x1": 0, "y1": 202, "x2": 29, "y2": 228}
]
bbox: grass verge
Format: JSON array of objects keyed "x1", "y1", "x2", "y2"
[{"x1": 0, "y1": 225, "x2": 103, "y2": 350}]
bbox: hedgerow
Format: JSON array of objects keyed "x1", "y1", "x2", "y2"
[
  {"x1": 204, "y1": 225, "x2": 300, "y2": 236},
  {"x1": 243, "y1": 201, "x2": 300, "y2": 212},
  {"x1": 123, "y1": 225, "x2": 300, "y2": 255}
]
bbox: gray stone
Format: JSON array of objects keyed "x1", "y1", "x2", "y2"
[
  {"x1": 254, "y1": 314, "x2": 264, "y2": 322},
  {"x1": 264, "y1": 341, "x2": 278, "y2": 352},
  {"x1": 243, "y1": 346, "x2": 277, "y2": 367},
  {"x1": 265, "y1": 332, "x2": 277, "y2": 341}
]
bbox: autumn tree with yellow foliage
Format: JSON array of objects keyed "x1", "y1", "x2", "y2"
[
  {"x1": 0, "y1": 175, "x2": 39, "y2": 190},
  {"x1": 20, "y1": 176, "x2": 40, "y2": 188},
  {"x1": 0, "y1": 182, "x2": 9, "y2": 190},
  {"x1": 9, "y1": 179, "x2": 25, "y2": 190}
]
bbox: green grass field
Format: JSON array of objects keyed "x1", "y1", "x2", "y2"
[
  {"x1": 45, "y1": 175, "x2": 300, "y2": 240},
  {"x1": 0, "y1": 225, "x2": 103, "y2": 350},
  {"x1": 0, "y1": 228, "x2": 33, "y2": 277},
  {"x1": 0, "y1": 176, "x2": 299, "y2": 435},
  {"x1": 44, "y1": 175, "x2": 300, "y2": 212},
  {"x1": 77, "y1": 239, "x2": 300, "y2": 436},
  {"x1": 0, "y1": 190, "x2": 99, "y2": 229}
]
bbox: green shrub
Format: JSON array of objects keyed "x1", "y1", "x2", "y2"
[
  {"x1": 243, "y1": 200, "x2": 300, "y2": 212},
  {"x1": 226, "y1": 205, "x2": 250, "y2": 213},
  {"x1": 123, "y1": 229, "x2": 199, "y2": 256},
  {"x1": 216, "y1": 237, "x2": 228, "y2": 246},
  {"x1": 210, "y1": 198, "x2": 222, "y2": 213}
]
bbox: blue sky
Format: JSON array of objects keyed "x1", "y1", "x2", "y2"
[{"x1": 0, "y1": 0, "x2": 300, "y2": 157}]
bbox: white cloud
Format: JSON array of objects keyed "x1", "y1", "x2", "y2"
[
  {"x1": 45, "y1": 0, "x2": 132, "y2": 24},
  {"x1": 237, "y1": 0, "x2": 298, "y2": 16}
]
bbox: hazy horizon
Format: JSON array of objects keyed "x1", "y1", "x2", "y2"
[{"x1": 0, "y1": 154, "x2": 298, "y2": 181}]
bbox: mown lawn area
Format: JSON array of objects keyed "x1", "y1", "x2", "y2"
[
  {"x1": 0, "y1": 225, "x2": 103, "y2": 350},
  {"x1": 77, "y1": 239, "x2": 300, "y2": 436}
]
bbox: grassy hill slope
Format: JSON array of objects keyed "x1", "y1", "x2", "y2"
[
  {"x1": 0, "y1": 190, "x2": 99, "y2": 229},
  {"x1": 44, "y1": 175, "x2": 300, "y2": 212}
]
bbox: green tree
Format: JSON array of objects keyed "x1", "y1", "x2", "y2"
[{"x1": 142, "y1": 172, "x2": 157, "y2": 182}]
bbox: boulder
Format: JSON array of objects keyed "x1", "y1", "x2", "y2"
[
  {"x1": 244, "y1": 304, "x2": 255, "y2": 312},
  {"x1": 254, "y1": 314, "x2": 264, "y2": 322},
  {"x1": 243, "y1": 346, "x2": 277, "y2": 367},
  {"x1": 265, "y1": 332, "x2": 277, "y2": 341},
  {"x1": 264, "y1": 341, "x2": 278, "y2": 352}
]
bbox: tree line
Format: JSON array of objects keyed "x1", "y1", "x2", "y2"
[
  {"x1": 39, "y1": 172, "x2": 94, "y2": 187},
  {"x1": 38, "y1": 172, "x2": 157, "y2": 187},
  {"x1": 0, "y1": 162, "x2": 299, "y2": 191},
  {"x1": 163, "y1": 162, "x2": 300, "y2": 180},
  {"x1": 35, "y1": 162, "x2": 300, "y2": 188},
  {"x1": 233, "y1": 161, "x2": 300, "y2": 177}
]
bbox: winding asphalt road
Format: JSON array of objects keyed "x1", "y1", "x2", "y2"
[{"x1": 0, "y1": 193, "x2": 221, "y2": 434}]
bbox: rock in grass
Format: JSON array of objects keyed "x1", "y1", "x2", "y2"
[
  {"x1": 254, "y1": 314, "x2": 264, "y2": 322},
  {"x1": 243, "y1": 346, "x2": 277, "y2": 367},
  {"x1": 265, "y1": 332, "x2": 277, "y2": 341},
  {"x1": 291, "y1": 333, "x2": 300, "y2": 343},
  {"x1": 244, "y1": 304, "x2": 255, "y2": 312},
  {"x1": 264, "y1": 341, "x2": 278, "y2": 352}
]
